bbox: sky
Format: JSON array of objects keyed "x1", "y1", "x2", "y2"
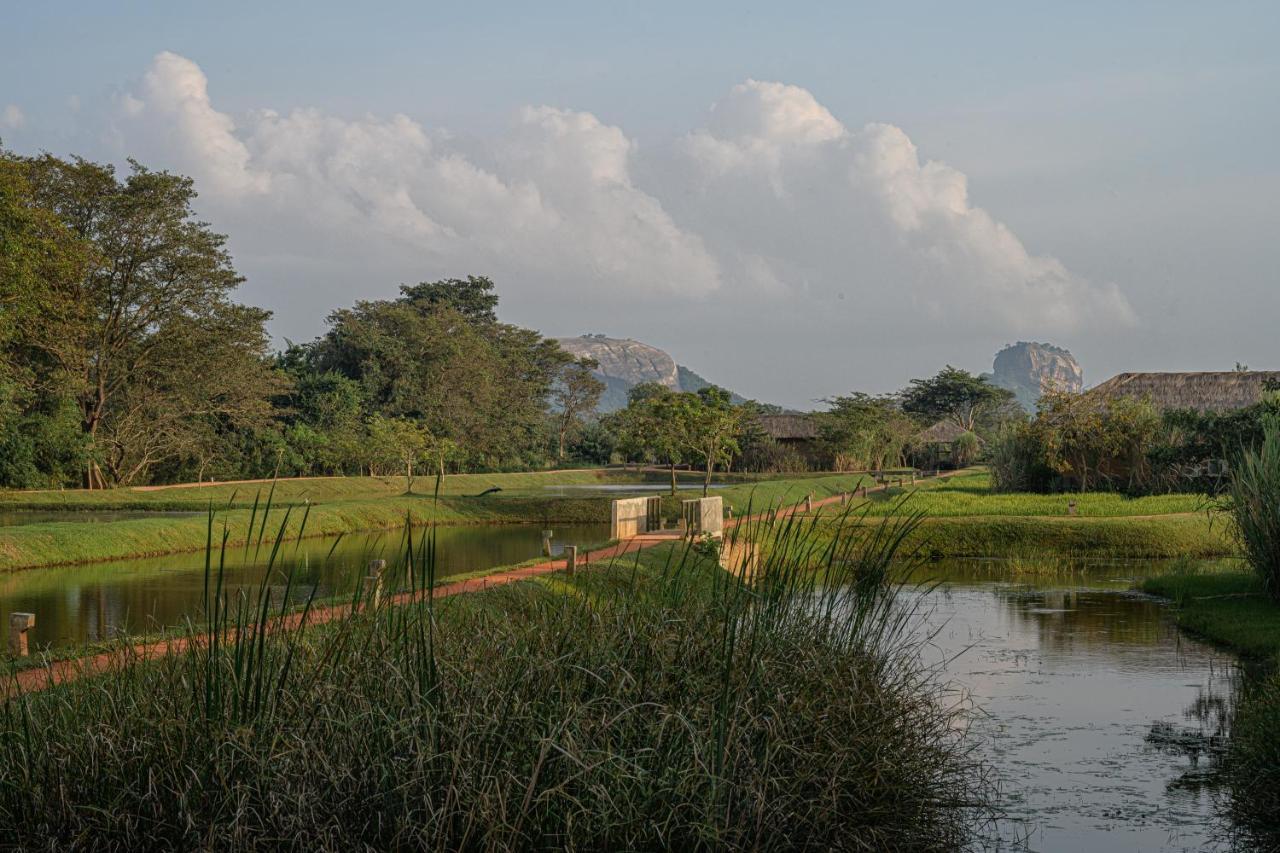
[{"x1": 3, "y1": 1, "x2": 1278, "y2": 409}]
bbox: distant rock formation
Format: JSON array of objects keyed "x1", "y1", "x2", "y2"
[
  {"x1": 556, "y1": 335, "x2": 743, "y2": 411},
  {"x1": 988, "y1": 342, "x2": 1083, "y2": 411}
]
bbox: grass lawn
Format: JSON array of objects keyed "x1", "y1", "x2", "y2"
[
  {"x1": 0, "y1": 468, "x2": 745, "y2": 511},
  {"x1": 861, "y1": 470, "x2": 1210, "y2": 517}
]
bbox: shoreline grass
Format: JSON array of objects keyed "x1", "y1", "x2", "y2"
[{"x1": 0, "y1": 503, "x2": 994, "y2": 849}]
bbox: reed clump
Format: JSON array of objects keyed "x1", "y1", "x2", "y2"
[
  {"x1": 0, "y1": 499, "x2": 992, "y2": 850},
  {"x1": 1223, "y1": 420, "x2": 1280, "y2": 602}
]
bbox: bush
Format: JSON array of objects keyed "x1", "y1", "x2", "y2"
[{"x1": 1224, "y1": 421, "x2": 1280, "y2": 602}]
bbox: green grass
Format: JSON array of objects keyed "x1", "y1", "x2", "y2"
[
  {"x1": 1141, "y1": 570, "x2": 1280, "y2": 660},
  {"x1": 860, "y1": 470, "x2": 1209, "y2": 517},
  {"x1": 0, "y1": 492, "x2": 616, "y2": 571},
  {"x1": 0, "y1": 468, "x2": 748, "y2": 511},
  {"x1": 805, "y1": 509, "x2": 1234, "y2": 559},
  {"x1": 0, "y1": 507, "x2": 993, "y2": 849}
]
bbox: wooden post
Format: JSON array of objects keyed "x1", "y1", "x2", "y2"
[
  {"x1": 542, "y1": 529, "x2": 554, "y2": 557},
  {"x1": 840, "y1": 492, "x2": 848, "y2": 505},
  {"x1": 859, "y1": 485, "x2": 868, "y2": 498},
  {"x1": 911, "y1": 472, "x2": 916, "y2": 485},
  {"x1": 564, "y1": 545, "x2": 578, "y2": 576},
  {"x1": 804, "y1": 494, "x2": 813, "y2": 513},
  {"x1": 1068, "y1": 501, "x2": 1078, "y2": 517},
  {"x1": 9, "y1": 612, "x2": 34, "y2": 657},
  {"x1": 364, "y1": 559, "x2": 386, "y2": 608}
]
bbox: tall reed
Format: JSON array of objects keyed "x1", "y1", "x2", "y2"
[
  {"x1": 0, "y1": 492, "x2": 991, "y2": 850},
  {"x1": 1224, "y1": 420, "x2": 1280, "y2": 601}
]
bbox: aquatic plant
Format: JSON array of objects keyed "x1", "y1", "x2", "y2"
[{"x1": 0, "y1": 496, "x2": 992, "y2": 849}]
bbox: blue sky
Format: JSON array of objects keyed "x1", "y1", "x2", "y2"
[{"x1": 4, "y1": 2, "x2": 1279, "y2": 405}]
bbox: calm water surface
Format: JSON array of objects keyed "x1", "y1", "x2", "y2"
[
  {"x1": 914, "y1": 560, "x2": 1240, "y2": 852},
  {"x1": 0, "y1": 523, "x2": 611, "y2": 650}
]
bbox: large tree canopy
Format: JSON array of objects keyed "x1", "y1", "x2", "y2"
[
  {"x1": 308, "y1": 277, "x2": 573, "y2": 469},
  {"x1": 900, "y1": 366, "x2": 1016, "y2": 433},
  {"x1": 2, "y1": 149, "x2": 283, "y2": 487}
]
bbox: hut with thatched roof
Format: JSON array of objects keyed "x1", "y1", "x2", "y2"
[
  {"x1": 912, "y1": 420, "x2": 981, "y2": 469},
  {"x1": 1089, "y1": 371, "x2": 1280, "y2": 413},
  {"x1": 756, "y1": 414, "x2": 819, "y2": 445}
]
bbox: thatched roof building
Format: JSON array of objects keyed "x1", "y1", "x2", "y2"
[
  {"x1": 914, "y1": 420, "x2": 976, "y2": 446},
  {"x1": 757, "y1": 414, "x2": 819, "y2": 442},
  {"x1": 1090, "y1": 371, "x2": 1280, "y2": 413}
]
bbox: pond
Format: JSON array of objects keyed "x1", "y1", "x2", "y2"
[
  {"x1": 0, "y1": 510, "x2": 201, "y2": 527},
  {"x1": 0, "y1": 523, "x2": 611, "y2": 651},
  {"x1": 913, "y1": 559, "x2": 1240, "y2": 851}
]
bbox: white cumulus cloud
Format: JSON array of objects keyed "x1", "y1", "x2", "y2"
[{"x1": 96, "y1": 54, "x2": 1133, "y2": 393}]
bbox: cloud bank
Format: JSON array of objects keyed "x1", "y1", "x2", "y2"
[{"x1": 96, "y1": 53, "x2": 1135, "y2": 400}]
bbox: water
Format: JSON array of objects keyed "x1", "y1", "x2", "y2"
[
  {"x1": 541, "y1": 483, "x2": 727, "y2": 494},
  {"x1": 0, "y1": 510, "x2": 200, "y2": 527},
  {"x1": 913, "y1": 560, "x2": 1239, "y2": 851},
  {"x1": 0, "y1": 523, "x2": 611, "y2": 650}
]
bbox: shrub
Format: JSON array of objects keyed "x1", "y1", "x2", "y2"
[{"x1": 1224, "y1": 420, "x2": 1280, "y2": 601}]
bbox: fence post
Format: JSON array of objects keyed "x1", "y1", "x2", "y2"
[
  {"x1": 362, "y1": 560, "x2": 386, "y2": 608},
  {"x1": 564, "y1": 545, "x2": 578, "y2": 576},
  {"x1": 9, "y1": 612, "x2": 34, "y2": 657},
  {"x1": 804, "y1": 494, "x2": 813, "y2": 513},
  {"x1": 542, "y1": 529, "x2": 554, "y2": 556}
]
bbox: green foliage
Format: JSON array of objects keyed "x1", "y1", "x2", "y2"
[
  {"x1": 2, "y1": 149, "x2": 283, "y2": 488},
  {"x1": 309, "y1": 278, "x2": 571, "y2": 471},
  {"x1": 817, "y1": 393, "x2": 916, "y2": 471},
  {"x1": 1223, "y1": 420, "x2": 1280, "y2": 601},
  {"x1": 950, "y1": 431, "x2": 980, "y2": 467},
  {"x1": 989, "y1": 392, "x2": 1161, "y2": 493},
  {"x1": 900, "y1": 366, "x2": 1015, "y2": 433}
]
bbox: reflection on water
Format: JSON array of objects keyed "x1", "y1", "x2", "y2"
[
  {"x1": 0, "y1": 510, "x2": 201, "y2": 527},
  {"x1": 912, "y1": 559, "x2": 1240, "y2": 852},
  {"x1": 0, "y1": 523, "x2": 611, "y2": 650}
]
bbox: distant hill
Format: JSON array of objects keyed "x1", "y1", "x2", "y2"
[
  {"x1": 557, "y1": 335, "x2": 746, "y2": 412},
  {"x1": 985, "y1": 341, "x2": 1083, "y2": 411}
]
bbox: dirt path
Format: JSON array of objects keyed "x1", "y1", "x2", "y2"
[{"x1": 6, "y1": 471, "x2": 958, "y2": 697}]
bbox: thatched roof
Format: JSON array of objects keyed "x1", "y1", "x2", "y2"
[
  {"x1": 914, "y1": 420, "x2": 973, "y2": 445},
  {"x1": 1090, "y1": 371, "x2": 1280, "y2": 413},
  {"x1": 757, "y1": 414, "x2": 818, "y2": 440}
]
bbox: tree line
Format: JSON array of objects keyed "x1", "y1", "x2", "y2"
[{"x1": 0, "y1": 148, "x2": 613, "y2": 489}]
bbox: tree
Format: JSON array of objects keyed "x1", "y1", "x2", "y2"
[
  {"x1": 612, "y1": 384, "x2": 687, "y2": 495},
  {"x1": 368, "y1": 415, "x2": 436, "y2": 494},
  {"x1": 900, "y1": 367, "x2": 1015, "y2": 433},
  {"x1": 12, "y1": 152, "x2": 276, "y2": 487},
  {"x1": 551, "y1": 357, "x2": 605, "y2": 461},
  {"x1": 310, "y1": 278, "x2": 572, "y2": 469},
  {"x1": 680, "y1": 387, "x2": 748, "y2": 496},
  {"x1": 818, "y1": 393, "x2": 917, "y2": 471}
]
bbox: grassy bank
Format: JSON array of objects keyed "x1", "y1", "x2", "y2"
[
  {"x1": 0, "y1": 492, "x2": 614, "y2": 571},
  {"x1": 806, "y1": 510, "x2": 1235, "y2": 559},
  {"x1": 0, "y1": 512, "x2": 992, "y2": 849},
  {"x1": 1141, "y1": 567, "x2": 1280, "y2": 847},
  {"x1": 863, "y1": 470, "x2": 1208, "y2": 517},
  {"x1": 0, "y1": 468, "x2": 740, "y2": 511},
  {"x1": 1141, "y1": 571, "x2": 1280, "y2": 659}
]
